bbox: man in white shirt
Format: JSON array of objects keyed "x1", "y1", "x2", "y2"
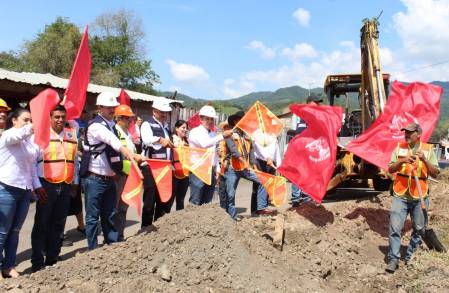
[
  {"x1": 81, "y1": 92, "x2": 133, "y2": 250},
  {"x1": 188, "y1": 105, "x2": 232, "y2": 205},
  {"x1": 31, "y1": 105, "x2": 79, "y2": 272},
  {"x1": 140, "y1": 99, "x2": 174, "y2": 228}
]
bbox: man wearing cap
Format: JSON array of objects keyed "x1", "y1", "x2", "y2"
[
  {"x1": 113, "y1": 105, "x2": 142, "y2": 241},
  {"x1": 140, "y1": 99, "x2": 174, "y2": 228},
  {"x1": 188, "y1": 105, "x2": 233, "y2": 206},
  {"x1": 80, "y1": 92, "x2": 133, "y2": 250},
  {"x1": 290, "y1": 95, "x2": 323, "y2": 207},
  {"x1": 385, "y1": 122, "x2": 439, "y2": 273},
  {"x1": 222, "y1": 111, "x2": 270, "y2": 218},
  {"x1": 0, "y1": 98, "x2": 11, "y2": 137}
]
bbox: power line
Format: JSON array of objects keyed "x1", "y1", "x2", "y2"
[{"x1": 399, "y1": 59, "x2": 449, "y2": 74}]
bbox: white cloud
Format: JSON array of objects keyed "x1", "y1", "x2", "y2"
[
  {"x1": 245, "y1": 40, "x2": 276, "y2": 59},
  {"x1": 165, "y1": 59, "x2": 209, "y2": 83},
  {"x1": 393, "y1": 0, "x2": 449, "y2": 61},
  {"x1": 223, "y1": 78, "x2": 255, "y2": 99},
  {"x1": 293, "y1": 8, "x2": 311, "y2": 27},
  {"x1": 281, "y1": 43, "x2": 317, "y2": 61}
]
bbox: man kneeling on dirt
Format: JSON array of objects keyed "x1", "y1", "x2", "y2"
[{"x1": 386, "y1": 122, "x2": 439, "y2": 273}]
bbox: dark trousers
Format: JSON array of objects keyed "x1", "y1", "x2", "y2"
[
  {"x1": 83, "y1": 175, "x2": 118, "y2": 250},
  {"x1": 31, "y1": 180, "x2": 71, "y2": 267},
  {"x1": 141, "y1": 166, "x2": 166, "y2": 227},
  {"x1": 251, "y1": 159, "x2": 275, "y2": 213},
  {"x1": 189, "y1": 171, "x2": 216, "y2": 205},
  {"x1": 166, "y1": 176, "x2": 189, "y2": 212}
]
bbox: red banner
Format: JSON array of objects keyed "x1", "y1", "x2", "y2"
[
  {"x1": 235, "y1": 101, "x2": 284, "y2": 147},
  {"x1": 146, "y1": 159, "x2": 173, "y2": 203},
  {"x1": 118, "y1": 89, "x2": 138, "y2": 141},
  {"x1": 278, "y1": 104, "x2": 342, "y2": 203},
  {"x1": 254, "y1": 170, "x2": 287, "y2": 207},
  {"x1": 121, "y1": 162, "x2": 143, "y2": 216},
  {"x1": 64, "y1": 26, "x2": 91, "y2": 120},
  {"x1": 346, "y1": 81, "x2": 442, "y2": 170},
  {"x1": 30, "y1": 89, "x2": 61, "y2": 149}
]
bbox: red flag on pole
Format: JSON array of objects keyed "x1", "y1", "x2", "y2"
[
  {"x1": 146, "y1": 159, "x2": 173, "y2": 203},
  {"x1": 278, "y1": 104, "x2": 343, "y2": 203},
  {"x1": 175, "y1": 146, "x2": 214, "y2": 185},
  {"x1": 121, "y1": 162, "x2": 143, "y2": 216},
  {"x1": 63, "y1": 25, "x2": 91, "y2": 120},
  {"x1": 118, "y1": 89, "x2": 138, "y2": 141},
  {"x1": 235, "y1": 101, "x2": 284, "y2": 147},
  {"x1": 346, "y1": 81, "x2": 442, "y2": 170},
  {"x1": 187, "y1": 112, "x2": 201, "y2": 129},
  {"x1": 30, "y1": 89, "x2": 61, "y2": 149}
]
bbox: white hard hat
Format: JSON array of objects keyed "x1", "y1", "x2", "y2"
[
  {"x1": 152, "y1": 99, "x2": 172, "y2": 112},
  {"x1": 96, "y1": 92, "x2": 119, "y2": 107},
  {"x1": 199, "y1": 105, "x2": 217, "y2": 118}
]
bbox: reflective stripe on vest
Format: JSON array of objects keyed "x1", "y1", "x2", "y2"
[
  {"x1": 231, "y1": 136, "x2": 251, "y2": 171},
  {"x1": 43, "y1": 128, "x2": 78, "y2": 184},
  {"x1": 116, "y1": 126, "x2": 131, "y2": 175},
  {"x1": 392, "y1": 142, "x2": 431, "y2": 199}
]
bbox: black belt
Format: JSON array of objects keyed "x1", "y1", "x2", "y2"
[{"x1": 87, "y1": 171, "x2": 114, "y2": 180}]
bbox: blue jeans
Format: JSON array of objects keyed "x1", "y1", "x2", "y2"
[
  {"x1": 0, "y1": 182, "x2": 31, "y2": 270},
  {"x1": 31, "y1": 180, "x2": 71, "y2": 267},
  {"x1": 388, "y1": 196, "x2": 429, "y2": 263},
  {"x1": 225, "y1": 168, "x2": 268, "y2": 219},
  {"x1": 291, "y1": 184, "x2": 311, "y2": 203},
  {"x1": 218, "y1": 175, "x2": 227, "y2": 210},
  {"x1": 189, "y1": 171, "x2": 216, "y2": 206},
  {"x1": 83, "y1": 175, "x2": 118, "y2": 250}
]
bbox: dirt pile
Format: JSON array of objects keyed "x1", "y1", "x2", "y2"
[{"x1": 1, "y1": 177, "x2": 449, "y2": 292}]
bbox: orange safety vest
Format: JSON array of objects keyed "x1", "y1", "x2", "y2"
[
  {"x1": 230, "y1": 135, "x2": 252, "y2": 171},
  {"x1": 43, "y1": 127, "x2": 78, "y2": 184},
  {"x1": 218, "y1": 140, "x2": 227, "y2": 175},
  {"x1": 173, "y1": 140, "x2": 190, "y2": 179},
  {"x1": 392, "y1": 142, "x2": 432, "y2": 199}
]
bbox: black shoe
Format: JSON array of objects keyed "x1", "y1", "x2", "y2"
[
  {"x1": 76, "y1": 227, "x2": 86, "y2": 236},
  {"x1": 386, "y1": 260, "x2": 398, "y2": 273},
  {"x1": 45, "y1": 259, "x2": 57, "y2": 266},
  {"x1": 291, "y1": 202, "x2": 300, "y2": 208},
  {"x1": 31, "y1": 265, "x2": 44, "y2": 273}
]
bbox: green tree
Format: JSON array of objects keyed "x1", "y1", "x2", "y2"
[
  {"x1": 0, "y1": 51, "x2": 23, "y2": 71},
  {"x1": 90, "y1": 9, "x2": 159, "y2": 92}
]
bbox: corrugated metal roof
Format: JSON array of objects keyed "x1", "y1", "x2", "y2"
[{"x1": 0, "y1": 68, "x2": 181, "y2": 104}]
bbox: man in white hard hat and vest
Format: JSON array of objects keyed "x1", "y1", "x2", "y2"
[
  {"x1": 80, "y1": 92, "x2": 133, "y2": 250},
  {"x1": 31, "y1": 105, "x2": 78, "y2": 272},
  {"x1": 140, "y1": 99, "x2": 174, "y2": 228},
  {"x1": 188, "y1": 105, "x2": 233, "y2": 205}
]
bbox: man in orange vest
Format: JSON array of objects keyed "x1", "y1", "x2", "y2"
[
  {"x1": 31, "y1": 105, "x2": 79, "y2": 272},
  {"x1": 386, "y1": 122, "x2": 439, "y2": 273}
]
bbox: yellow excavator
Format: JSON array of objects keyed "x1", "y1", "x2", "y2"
[{"x1": 324, "y1": 17, "x2": 392, "y2": 191}]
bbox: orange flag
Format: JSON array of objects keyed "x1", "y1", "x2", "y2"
[
  {"x1": 254, "y1": 170, "x2": 287, "y2": 207},
  {"x1": 175, "y1": 146, "x2": 214, "y2": 185},
  {"x1": 235, "y1": 101, "x2": 284, "y2": 147},
  {"x1": 63, "y1": 25, "x2": 91, "y2": 120},
  {"x1": 121, "y1": 162, "x2": 143, "y2": 216},
  {"x1": 146, "y1": 159, "x2": 173, "y2": 203},
  {"x1": 30, "y1": 89, "x2": 61, "y2": 149}
]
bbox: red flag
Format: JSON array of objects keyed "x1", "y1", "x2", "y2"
[
  {"x1": 235, "y1": 101, "x2": 284, "y2": 146},
  {"x1": 278, "y1": 104, "x2": 343, "y2": 203},
  {"x1": 118, "y1": 89, "x2": 138, "y2": 141},
  {"x1": 187, "y1": 112, "x2": 216, "y2": 132},
  {"x1": 146, "y1": 159, "x2": 173, "y2": 203},
  {"x1": 30, "y1": 89, "x2": 61, "y2": 149},
  {"x1": 254, "y1": 170, "x2": 287, "y2": 207},
  {"x1": 63, "y1": 25, "x2": 91, "y2": 120},
  {"x1": 121, "y1": 162, "x2": 143, "y2": 216},
  {"x1": 346, "y1": 81, "x2": 442, "y2": 170},
  {"x1": 176, "y1": 146, "x2": 214, "y2": 185}
]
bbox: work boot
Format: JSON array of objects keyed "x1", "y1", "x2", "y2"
[{"x1": 385, "y1": 260, "x2": 398, "y2": 273}]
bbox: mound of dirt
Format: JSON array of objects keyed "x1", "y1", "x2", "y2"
[{"x1": 2, "y1": 180, "x2": 449, "y2": 292}]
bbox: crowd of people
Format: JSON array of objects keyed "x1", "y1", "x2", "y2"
[
  {"x1": 0, "y1": 89, "x2": 440, "y2": 278},
  {"x1": 0, "y1": 92, "x2": 292, "y2": 278}
]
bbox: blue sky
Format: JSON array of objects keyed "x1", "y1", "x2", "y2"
[{"x1": 2, "y1": 0, "x2": 449, "y2": 99}]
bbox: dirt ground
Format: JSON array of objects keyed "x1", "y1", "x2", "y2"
[{"x1": 2, "y1": 174, "x2": 449, "y2": 292}]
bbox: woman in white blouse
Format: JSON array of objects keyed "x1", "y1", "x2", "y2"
[{"x1": 0, "y1": 108, "x2": 45, "y2": 278}]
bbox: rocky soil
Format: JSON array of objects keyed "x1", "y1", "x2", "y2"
[{"x1": 2, "y1": 172, "x2": 449, "y2": 292}]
